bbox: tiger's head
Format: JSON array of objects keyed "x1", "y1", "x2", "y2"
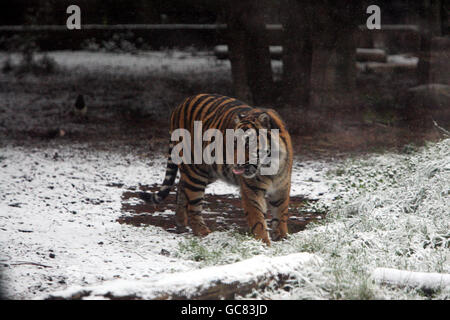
[{"x1": 231, "y1": 109, "x2": 279, "y2": 179}]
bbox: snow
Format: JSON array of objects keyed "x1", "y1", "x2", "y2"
[
  {"x1": 0, "y1": 50, "x2": 284, "y2": 81},
  {"x1": 1, "y1": 49, "x2": 447, "y2": 299},
  {"x1": 0, "y1": 50, "x2": 227, "y2": 76},
  {"x1": 387, "y1": 54, "x2": 419, "y2": 66},
  {"x1": 175, "y1": 139, "x2": 450, "y2": 299},
  {"x1": 264, "y1": 139, "x2": 450, "y2": 299},
  {"x1": 43, "y1": 253, "x2": 321, "y2": 300},
  {"x1": 358, "y1": 54, "x2": 418, "y2": 73},
  {"x1": 290, "y1": 160, "x2": 333, "y2": 200},
  {"x1": 372, "y1": 268, "x2": 450, "y2": 292},
  {"x1": 0, "y1": 143, "x2": 334, "y2": 299},
  {"x1": 1, "y1": 137, "x2": 448, "y2": 300},
  {"x1": 0, "y1": 145, "x2": 194, "y2": 299}
]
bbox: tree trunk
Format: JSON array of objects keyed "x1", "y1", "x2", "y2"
[
  {"x1": 309, "y1": 4, "x2": 358, "y2": 110},
  {"x1": 281, "y1": 0, "x2": 313, "y2": 108},
  {"x1": 417, "y1": 0, "x2": 443, "y2": 84},
  {"x1": 227, "y1": 20, "x2": 252, "y2": 103},
  {"x1": 335, "y1": 28, "x2": 357, "y2": 95},
  {"x1": 281, "y1": 1, "x2": 359, "y2": 110},
  {"x1": 225, "y1": 0, "x2": 273, "y2": 104},
  {"x1": 244, "y1": 1, "x2": 274, "y2": 105}
]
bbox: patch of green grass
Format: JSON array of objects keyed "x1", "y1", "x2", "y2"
[{"x1": 177, "y1": 237, "x2": 221, "y2": 263}]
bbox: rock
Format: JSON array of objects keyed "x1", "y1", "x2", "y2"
[
  {"x1": 406, "y1": 84, "x2": 450, "y2": 110},
  {"x1": 396, "y1": 83, "x2": 450, "y2": 125},
  {"x1": 431, "y1": 37, "x2": 450, "y2": 51},
  {"x1": 160, "y1": 249, "x2": 170, "y2": 256}
]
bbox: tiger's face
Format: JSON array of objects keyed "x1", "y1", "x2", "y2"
[{"x1": 231, "y1": 110, "x2": 274, "y2": 179}]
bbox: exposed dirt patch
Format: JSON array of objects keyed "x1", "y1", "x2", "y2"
[{"x1": 117, "y1": 185, "x2": 325, "y2": 235}]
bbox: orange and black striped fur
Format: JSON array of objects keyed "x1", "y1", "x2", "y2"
[{"x1": 139, "y1": 94, "x2": 293, "y2": 245}]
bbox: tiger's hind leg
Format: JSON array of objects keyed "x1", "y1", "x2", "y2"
[
  {"x1": 177, "y1": 174, "x2": 211, "y2": 237},
  {"x1": 174, "y1": 182, "x2": 188, "y2": 233}
]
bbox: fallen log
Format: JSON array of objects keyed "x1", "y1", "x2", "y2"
[
  {"x1": 44, "y1": 253, "x2": 321, "y2": 300},
  {"x1": 372, "y1": 268, "x2": 450, "y2": 292}
]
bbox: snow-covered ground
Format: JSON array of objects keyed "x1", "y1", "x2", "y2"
[
  {"x1": 0, "y1": 146, "x2": 192, "y2": 299},
  {"x1": 171, "y1": 139, "x2": 449, "y2": 300},
  {"x1": 0, "y1": 143, "x2": 332, "y2": 299},
  {"x1": 0, "y1": 50, "x2": 283, "y2": 79},
  {"x1": 1, "y1": 139, "x2": 448, "y2": 299},
  {"x1": 0, "y1": 50, "x2": 448, "y2": 299},
  {"x1": 1, "y1": 50, "x2": 224, "y2": 76}
]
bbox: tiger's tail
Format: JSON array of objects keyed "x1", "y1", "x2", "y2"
[{"x1": 139, "y1": 143, "x2": 178, "y2": 204}]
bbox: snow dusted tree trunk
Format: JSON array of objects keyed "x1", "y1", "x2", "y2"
[{"x1": 45, "y1": 253, "x2": 321, "y2": 300}]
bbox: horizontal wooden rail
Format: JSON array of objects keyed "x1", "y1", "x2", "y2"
[
  {"x1": 0, "y1": 23, "x2": 420, "y2": 32},
  {"x1": 0, "y1": 24, "x2": 227, "y2": 31}
]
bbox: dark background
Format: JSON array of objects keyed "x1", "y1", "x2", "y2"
[
  {"x1": 1, "y1": 0, "x2": 448, "y2": 26},
  {"x1": 0, "y1": 0, "x2": 449, "y2": 156}
]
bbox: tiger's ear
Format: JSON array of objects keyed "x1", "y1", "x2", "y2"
[{"x1": 258, "y1": 112, "x2": 271, "y2": 128}]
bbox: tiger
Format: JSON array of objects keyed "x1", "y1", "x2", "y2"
[{"x1": 139, "y1": 94, "x2": 293, "y2": 245}]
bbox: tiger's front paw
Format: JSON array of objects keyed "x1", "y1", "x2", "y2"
[
  {"x1": 263, "y1": 236, "x2": 271, "y2": 246},
  {"x1": 257, "y1": 234, "x2": 271, "y2": 246},
  {"x1": 253, "y1": 229, "x2": 271, "y2": 246},
  {"x1": 176, "y1": 225, "x2": 189, "y2": 233},
  {"x1": 269, "y1": 219, "x2": 288, "y2": 241},
  {"x1": 270, "y1": 228, "x2": 288, "y2": 242}
]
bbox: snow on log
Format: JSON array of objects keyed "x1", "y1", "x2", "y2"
[
  {"x1": 44, "y1": 253, "x2": 321, "y2": 300},
  {"x1": 359, "y1": 55, "x2": 418, "y2": 74},
  {"x1": 372, "y1": 268, "x2": 450, "y2": 292}
]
